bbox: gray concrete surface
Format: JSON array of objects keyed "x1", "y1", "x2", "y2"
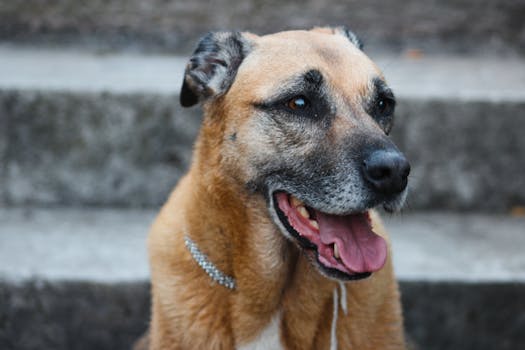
[
  {"x1": 0, "y1": 209, "x2": 524, "y2": 350},
  {"x1": 0, "y1": 46, "x2": 186, "y2": 94},
  {"x1": 1, "y1": 280, "x2": 523, "y2": 350},
  {"x1": 1, "y1": 47, "x2": 525, "y2": 210},
  {"x1": 0, "y1": 90, "x2": 201, "y2": 207},
  {"x1": 0, "y1": 280, "x2": 150, "y2": 350},
  {"x1": 1, "y1": 0, "x2": 524, "y2": 56},
  {"x1": 400, "y1": 281, "x2": 525, "y2": 350},
  {"x1": 376, "y1": 55, "x2": 525, "y2": 102},
  {"x1": 387, "y1": 212, "x2": 525, "y2": 282},
  {"x1": 1, "y1": 208, "x2": 524, "y2": 283},
  {"x1": 1, "y1": 46, "x2": 525, "y2": 101},
  {"x1": 0, "y1": 101, "x2": 6, "y2": 203},
  {"x1": 0, "y1": 208, "x2": 153, "y2": 282},
  {"x1": 392, "y1": 99, "x2": 525, "y2": 211}
]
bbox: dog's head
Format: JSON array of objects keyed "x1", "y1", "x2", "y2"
[{"x1": 181, "y1": 28, "x2": 410, "y2": 281}]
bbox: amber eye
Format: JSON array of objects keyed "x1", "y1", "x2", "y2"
[{"x1": 287, "y1": 96, "x2": 309, "y2": 110}]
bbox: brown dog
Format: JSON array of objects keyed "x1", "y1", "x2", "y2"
[{"x1": 140, "y1": 27, "x2": 410, "y2": 349}]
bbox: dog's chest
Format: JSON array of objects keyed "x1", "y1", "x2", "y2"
[{"x1": 237, "y1": 312, "x2": 283, "y2": 350}]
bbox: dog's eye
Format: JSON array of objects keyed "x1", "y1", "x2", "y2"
[
  {"x1": 287, "y1": 96, "x2": 310, "y2": 110},
  {"x1": 377, "y1": 99, "x2": 386, "y2": 112},
  {"x1": 376, "y1": 97, "x2": 392, "y2": 115}
]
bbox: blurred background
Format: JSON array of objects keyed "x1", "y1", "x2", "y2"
[{"x1": 0, "y1": 0, "x2": 524, "y2": 349}]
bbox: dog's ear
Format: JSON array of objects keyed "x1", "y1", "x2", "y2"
[
  {"x1": 312, "y1": 26, "x2": 363, "y2": 51},
  {"x1": 180, "y1": 31, "x2": 253, "y2": 107},
  {"x1": 333, "y1": 26, "x2": 364, "y2": 50}
]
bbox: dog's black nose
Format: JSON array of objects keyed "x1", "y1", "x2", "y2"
[{"x1": 362, "y1": 150, "x2": 410, "y2": 194}]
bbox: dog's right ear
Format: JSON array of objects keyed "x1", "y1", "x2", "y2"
[
  {"x1": 333, "y1": 26, "x2": 364, "y2": 51},
  {"x1": 180, "y1": 31, "x2": 253, "y2": 107}
]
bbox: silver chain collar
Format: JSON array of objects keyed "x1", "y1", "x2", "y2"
[{"x1": 184, "y1": 235, "x2": 236, "y2": 290}]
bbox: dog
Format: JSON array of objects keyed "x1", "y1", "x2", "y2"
[{"x1": 138, "y1": 26, "x2": 410, "y2": 350}]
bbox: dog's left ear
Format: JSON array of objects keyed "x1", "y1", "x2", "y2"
[
  {"x1": 313, "y1": 26, "x2": 364, "y2": 51},
  {"x1": 180, "y1": 31, "x2": 253, "y2": 107}
]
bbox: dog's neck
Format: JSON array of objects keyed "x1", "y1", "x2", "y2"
[
  {"x1": 182, "y1": 147, "x2": 301, "y2": 302},
  {"x1": 186, "y1": 119, "x2": 296, "y2": 295},
  {"x1": 183, "y1": 161, "x2": 296, "y2": 291},
  {"x1": 177, "y1": 122, "x2": 345, "y2": 347}
]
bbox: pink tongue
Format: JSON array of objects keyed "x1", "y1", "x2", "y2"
[{"x1": 316, "y1": 211, "x2": 387, "y2": 273}]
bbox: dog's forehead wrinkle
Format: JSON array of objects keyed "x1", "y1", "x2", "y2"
[
  {"x1": 303, "y1": 69, "x2": 324, "y2": 86},
  {"x1": 319, "y1": 81, "x2": 366, "y2": 125},
  {"x1": 316, "y1": 46, "x2": 342, "y2": 65},
  {"x1": 320, "y1": 62, "x2": 382, "y2": 106},
  {"x1": 254, "y1": 78, "x2": 309, "y2": 105},
  {"x1": 276, "y1": 68, "x2": 325, "y2": 96}
]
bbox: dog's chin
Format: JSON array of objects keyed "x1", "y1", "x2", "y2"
[
  {"x1": 267, "y1": 190, "x2": 398, "y2": 282},
  {"x1": 382, "y1": 189, "x2": 408, "y2": 213}
]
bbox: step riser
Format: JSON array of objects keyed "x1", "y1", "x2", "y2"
[
  {"x1": 1, "y1": 0, "x2": 524, "y2": 56},
  {"x1": 1, "y1": 280, "x2": 523, "y2": 350},
  {"x1": 0, "y1": 281, "x2": 150, "y2": 350},
  {"x1": 401, "y1": 281, "x2": 525, "y2": 350},
  {"x1": 392, "y1": 99, "x2": 525, "y2": 211},
  {"x1": 0, "y1": 91, "x2": 201, "y2": 207},
  {"x1": 1, "y1": 90, "x2": 524, "y2": 211}
]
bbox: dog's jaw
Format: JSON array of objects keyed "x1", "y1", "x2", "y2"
[
  {"x1": 383, "y1": 187, "x2": 409, "y2": 213},
  {"x1": 266, "y1": 188, "x2": 394, "y2": 281}
]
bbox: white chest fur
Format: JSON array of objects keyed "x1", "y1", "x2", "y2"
[{"x1": 237, "y1": 312, "x2": 284, "y2": 350}]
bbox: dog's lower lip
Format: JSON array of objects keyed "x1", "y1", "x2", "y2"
[{"x1": 273, "y1": 192, "x2": 317, "y2": 250}]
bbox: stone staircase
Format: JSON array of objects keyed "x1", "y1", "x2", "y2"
[{"x1": 1, "y1": 1, "x2": 525, "y2": 349}]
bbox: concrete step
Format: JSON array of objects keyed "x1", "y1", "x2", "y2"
[
  {"x1": 1, "y1": 47, "x2": 525, "y2": 211},
  {"x1": 2, "y1": 280, "x2": 523, "y2": 350},
  {"x1": 1, "y1": 209, "x2": 524, "y2": 283},
  {"x1": 1, "y1": 0, "x2": 524, "y2": 57},
  {"x1": 0, "y1": 208, "x2": 524, "y2": 349}
]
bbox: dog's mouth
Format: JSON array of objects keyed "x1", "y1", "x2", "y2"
[{"x1": 272, "y1": 191, "x2": 387, "y2": 281}]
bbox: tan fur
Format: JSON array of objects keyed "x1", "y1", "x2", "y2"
[{"x1": 143, "y1": 28, "x2": 406, "y2": 349}]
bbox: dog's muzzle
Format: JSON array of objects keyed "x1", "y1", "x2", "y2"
[{"x1": 264, "y1": 144, "x2": 410, "y2": 281}]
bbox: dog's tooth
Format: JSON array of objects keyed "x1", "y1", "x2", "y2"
[
  {"x1": 298, "y1": 206, "x2": 310, "y2": 219},
  {"x1": 334, "y1": 244, "x2": 340, "y2": 259},
  {"x1": 310, "y1": 219, "x2": 319, "y2": 230},
  {"x1": 290, "y1": 196, "x2": 303, "y2": 207}
]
